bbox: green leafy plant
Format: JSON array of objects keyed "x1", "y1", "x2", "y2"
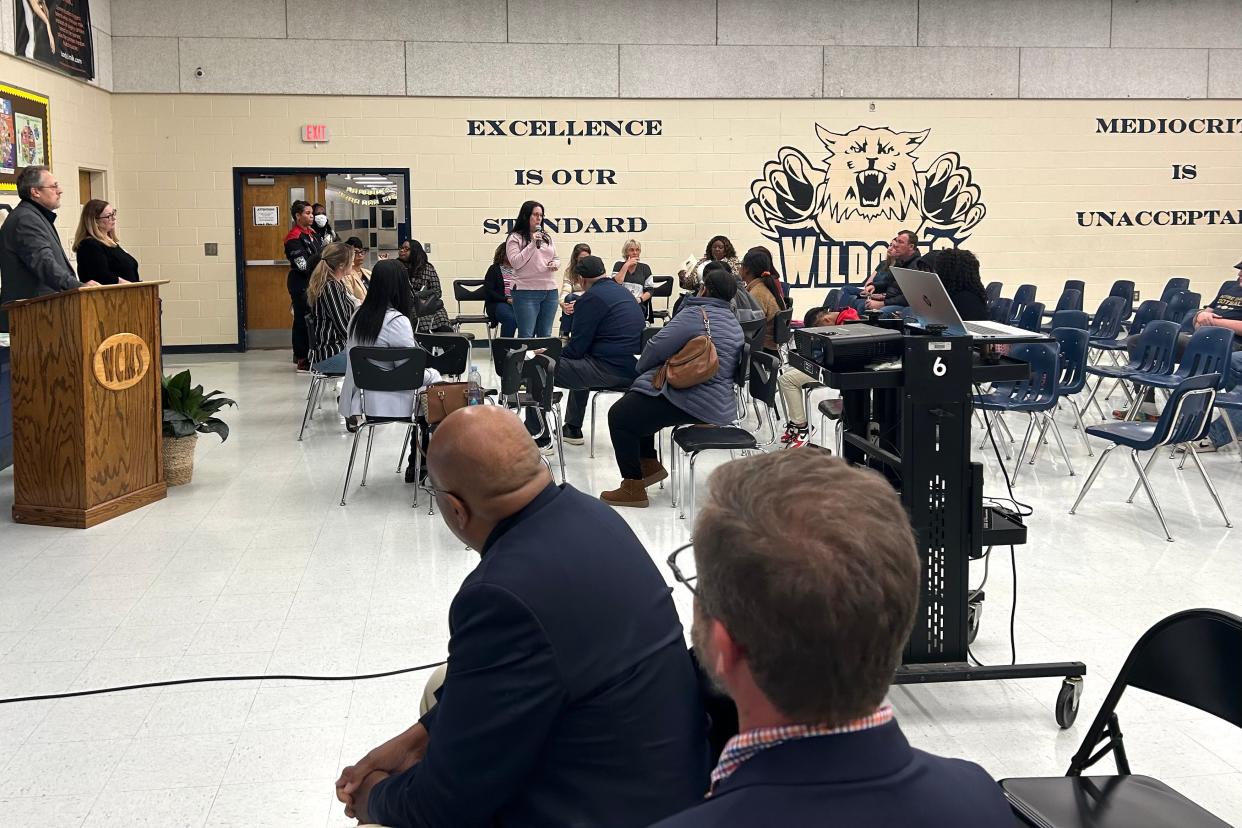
[{"x1": 161, "y1": 370, "x2": 237, "y2": 442}]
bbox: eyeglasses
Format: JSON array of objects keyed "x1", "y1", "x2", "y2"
[
  {"x1": 667, "y1": 542, "x2": 697, "y2": 595},
  {"x1": 100, "y1": 212, "x2": 117, "y2": 220}
]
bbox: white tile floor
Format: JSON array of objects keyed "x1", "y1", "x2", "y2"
[{"x1": 1, "y1": 349, "x2": 1240, "y2": 826}]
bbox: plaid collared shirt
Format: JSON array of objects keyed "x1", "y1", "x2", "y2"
[{"x1": 708, "y1": 705, "x2": 895, "y2": 795}]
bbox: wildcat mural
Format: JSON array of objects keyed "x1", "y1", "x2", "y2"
[{"x1": 746, "y1": 124, "x2": 987, "y2": 288}]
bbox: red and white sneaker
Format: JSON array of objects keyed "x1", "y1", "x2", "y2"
[{"x1": 780, "y1": 422, "x2": 809, "y2": 449}]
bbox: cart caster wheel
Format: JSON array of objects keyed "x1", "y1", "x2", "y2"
[
  {"x1": 1056, "y1": 678, "x2": 1082, "y2": 729},
  {"x1": 967, "y1": 600, "x2": 982, "y2": 645}
]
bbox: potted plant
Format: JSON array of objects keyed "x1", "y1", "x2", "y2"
[{"x1": 161, "y1": 369, "x2": 236, "y2": 486}]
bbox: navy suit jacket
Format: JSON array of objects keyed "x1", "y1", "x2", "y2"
[
  {"x1": 649, "y1": 720, "x2": 1014, "y2": 828},
  {"x1": 561, "y1": 278, "x2": 646, "y2": 377},
  {"x1": 368, "y1": 483, "x2": 710, "y2": 828}
]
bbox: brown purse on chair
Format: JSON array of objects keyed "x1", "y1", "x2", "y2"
[
  {"x1": 653, "y1": 309, "x2": 719, "y2": 390},
  {"x1": 423, "y1": 382, "x2": 471, "y2": 424}
]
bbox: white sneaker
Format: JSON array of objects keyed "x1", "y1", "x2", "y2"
[{"x1": 538, "y1": 441, "x2": 555, "y2": 457}]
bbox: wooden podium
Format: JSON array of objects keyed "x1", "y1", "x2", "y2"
[{"x1": 3, "y1": 281, "x2": 168, "y2": 528}]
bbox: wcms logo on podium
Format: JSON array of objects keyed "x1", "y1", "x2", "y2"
[
  {"x1": 93, "y1": 332, "x2": 151, "y2": 391},
  {"x1": 745, "y1": 123, "x2": 987, "y2": 288}
]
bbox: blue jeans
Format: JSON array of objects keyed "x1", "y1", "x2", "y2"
[
  {"x1": 513, "y1": 289, "x2": 558, "y2": 338},
  {"x1": 1207, "y1": 351, "x2": 1242, "y2": 446},
  {"x1": 313, "y1": 351, "x2": 347, "y2": 374},
  {"x1": 492, "y1": 301, "x2": 517, "y2": 337},
  {"x1": 560, "y1": 292, "x2": 579, "y2": 336}
]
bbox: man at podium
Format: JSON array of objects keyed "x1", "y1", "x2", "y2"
[{"x1": 0, "y1": 165, "x2": 96, "y2": 331}]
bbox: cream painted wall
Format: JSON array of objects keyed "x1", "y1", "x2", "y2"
[
  {"x1": 111, "y1": 94, "x2": 1242, "y2": 346},
  {"x1": 0, "y1": 53, "x2": 113, "y2": 252}
]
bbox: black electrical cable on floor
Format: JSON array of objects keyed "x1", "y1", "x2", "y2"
[
  {"x1": 0, "y1": 659, "x2": 448, "y2": 705},
  {"x1": 979, "y1": 408, "x2": 1034, "y2": 518},
  {"x1": 967, "y1": 545, "x2": 1019, "y2": 669}
]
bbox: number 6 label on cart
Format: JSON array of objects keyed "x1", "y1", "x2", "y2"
[{"x1": 932, "y1": 356, "x2": 947, "y2": 377}]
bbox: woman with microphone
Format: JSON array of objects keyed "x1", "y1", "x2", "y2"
[{"x1": 504, "y1": 200, "x2": 560, "y2": 337}]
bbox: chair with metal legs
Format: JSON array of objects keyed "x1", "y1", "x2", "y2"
[
  {"x1": 1212, "y1": 388, "x2": 1242, "y2": 461},
  {"x1": 973, "y1": 341, "x2": 1074, "y2": 483},
  {"x1": 339, "y1": 346, "x2": 428, "y2": 508},
  {"x1": 414, "y1": 332, "x2": 472, "y2": 378},
  {"x1": 298, "y1": 367, "x2": 345, "y2": 440},
  {"x1": 1049, "y1": 327, "x2": 1094, "y2": 456},
  {"x1": 671, "y1": 351, "x2": 780, "y2": 524},
  {"x1": 588, "y1": 326, "x2": 660, "y2": 458},
  {"x1": 1069, "y1": 372, "x2": 1230, "y2": 542},
  {"x1": 489, "y1": 337, "x2": 567, "y2": 484},
  {"x1": 1079, "y1": 319, "x2": 1178, "y2": 421}
]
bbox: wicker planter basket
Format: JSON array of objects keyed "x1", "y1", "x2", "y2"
[{"x1": 163, "y1": 433, "x2": 199, "y2": 486}]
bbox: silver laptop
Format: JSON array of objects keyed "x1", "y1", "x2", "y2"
[{"x1": 890, "y1": 267, "x2": 1038, "y2": 341}]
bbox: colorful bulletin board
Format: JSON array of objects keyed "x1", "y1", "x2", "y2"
[{"x1": 0, "y1": 83, "x2": 50, "y2": 192}]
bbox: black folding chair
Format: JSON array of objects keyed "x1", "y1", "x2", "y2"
[
  {"x1": 452, "y1": 279, "x2": 492, "y2": 341},
  {"x1": 489, "y1": 337, "x2": 566, "y2": 482},
  {"x1": 647, "y1": 276, "x2": 675, "y2": 324},
  {"x1": 414, "y1": 332, "x2": 472, "y2": 379},
  {"x1": 1001, "y1": 608, "x2": 1242, "y2": 828},
  {"x1": 340, "y1": 346, "x2": 428, "y2": 508}
]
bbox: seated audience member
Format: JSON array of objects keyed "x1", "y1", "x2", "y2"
[
  {"x1": 739, "y1": 246, "x2": 787, "y2": 354},
  {"x1": 1198, "y1": 348, "x2": 1242, "y2": 452},
  {"x1": 614, "y1": 238, "x2": 656, "y2": 317},
  {"x1": 73, "y1": 199, "x2": 139, "y2": 284},
  {"x1": 602, "y1": 268, "x2": 745, "y2": 508},
  {"x1": 336, "y1": 405, "x2": 710, "y2": 827},
  {"x1": 338, "y1": 259, "x2": 440, "y2": 431},
  {"x1": 650, "y1": 450, "x2": 1014, "y2": 828},
  {"x1": 305, "y1": 242, "x2": 356, "y2": 376},
  {"x1": 560, "y1": 242, "x2": 592, "y2": 336},
  {"x1": 679, "y1": 235, "x2": 740, "y2": 292},
  {"x1": 777, "y1": 306, "x2": 836, "y2": 447},
  {"x1": 344, "y1": 236, "x2": 371, "y2": 302},
  {"x1": 675, "y1": 260, "x2": 766, "y2": 327},
  {"x1": 483, "y1": 241, "x2": 517, "y2": 337},
  {"x1": 864, "y1": 229, "x2": 924, "y2": 313},
  {"x1": 526, "y1": 255, "x2": 646, "y2": 447},
  {"x1": 931, "y1": 248, "x2": 989, "y2": 321},
  {"x1": 406, "y1": 238, "x2": 453, "y2": 332},
  {"x1": 1120, "y1": 261, "x2": 1242, "y2": 420}
]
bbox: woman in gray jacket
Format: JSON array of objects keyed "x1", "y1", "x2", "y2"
[{"x1": 601, "y1": 268, "x2": 744, "y2": 508}]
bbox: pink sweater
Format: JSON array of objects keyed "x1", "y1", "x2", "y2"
[{"x1": 505, "y1": 232, "x2": 560, "y2": 291}]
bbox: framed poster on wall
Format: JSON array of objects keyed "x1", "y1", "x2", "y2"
[
  {"x1": 0, "y1": 83, "x2": 50, "y2": 193},
  {"x1": 14, "y1": 0, "x2": 94, "y2": 81}
]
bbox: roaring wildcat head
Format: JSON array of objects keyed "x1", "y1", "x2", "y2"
[{"x1": 816, "y1": 125, "x2": 927, "y2": 223}]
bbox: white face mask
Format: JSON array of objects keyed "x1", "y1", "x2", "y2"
[{"x1": 314, "y1": 214, "x2": 327, "y2": 228}]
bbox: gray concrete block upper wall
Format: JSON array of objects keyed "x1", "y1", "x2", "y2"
[
  {"x1": 1208, "y1": 49, "x2": 1242, "y2": 98},
  {"x1": 717, "y1": 0, "x2": 918, "y2": 46},
  {"x1": 1112, "y1": 0, "x2": 1242, "y2": 48},
  {"x1": 621, "y1": 45, "x2": 822, "y2": 98},
  {"x1": 179, "y1": 38, "x2": 406, "y2": 95},
  {"x1": 100, "y1": 0, "x2": 1235, "y2": 98},
  {"x1": 407, "y1": 42, "x2": 619, "y2": 97},
  {"x1": 1019, "y1": 48, "x2": 1208, "y2": 98},
  {"x1": 285, "y1": 0, "x2": 507, "y2": 43},
  {"x1": 111, "y1": 0, "x2": 287, "y2": 38},
  {"x1": 507, "y1": 0, "x2": 716, "y2": 45},
  {"x1": 918, "y1": 0, "x2": 1111, "y2": 46},
  {"x1": 824, "y1": 46, "x2": 1019, "y2": 98}
]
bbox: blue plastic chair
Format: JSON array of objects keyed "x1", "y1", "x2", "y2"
[
  {"x1": 1070, "y1": 372, "x2": 1230, "y2": 541},
  {"x1": 1017, "y1": 302, "x2": 1046, "y2": 332},
  {"x1": 974, "y1": 341, "x2": 1072, "y2": 481},
  {"x1": 1213, "y1": 388, "x2": 1242, "y2": 461},
  {"x1": 1159, "y1": 277, "x2": 1191, "y2": 305},
  {"x1": 1079, "y1": 319, "x2": 1179, "y2": 420},
  {"x1": 1008, "y1": 284, "x2": 1038, "y2": 324},
  {"x1": 1046, "y1": 309, "x2": 1088, "y2": 331},
  {"x1": 985, "y1": 281, "x2": 1003, "y2": 303},
  {"x1": 1084, "y1": 297, "x2": 1127, "y2": 368},
  {"x1": 1163, "y1": 290, "x2": 1201, "y2": 326},
  {"x1": 1105, "y1": 278, "x2": 1136, "y2": 322},
  {"x1": 1051, "y1": 327, "x2": 1095, "y2": 455},
  {"x1": 1044, "y1": 287, "x2": 1084, "y2": 319},
  {"x1": 1064, "y1": 279, "x2": 1086, "y2": 296},
  {"x1": 1128, "y1": 327, "x2": 1234, "y2": 402},
  {"x1": 988, "y1": 298, "x2": 1013, "y2": 324}
]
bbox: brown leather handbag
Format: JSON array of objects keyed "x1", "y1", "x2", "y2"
[
  {"x1": 423, "y1": 382, "x2": 471, "y2": 424},
  {"x1": 654, "y1": 309, "x2": 719, "y2": 390}
]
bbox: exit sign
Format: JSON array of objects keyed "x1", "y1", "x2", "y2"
[{"x1": 301, "y1": 124, "x2": 329, "y2": 143}]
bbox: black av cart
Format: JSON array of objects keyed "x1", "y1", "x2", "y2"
[{"x1": 791, "y1": 323, "x2": 1087, "y2": 728}]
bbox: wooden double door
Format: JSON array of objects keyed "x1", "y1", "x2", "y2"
[{"x1": 240, "y1": 174, "x2": 323, "y2": 348}]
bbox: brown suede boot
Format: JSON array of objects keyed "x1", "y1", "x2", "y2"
[
  {"x1": 639, "y1": 458, "x2": 668, "y2": 488},
  {"x1": 600, "y1": 479, "x2": 650, "y2": 508}
]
